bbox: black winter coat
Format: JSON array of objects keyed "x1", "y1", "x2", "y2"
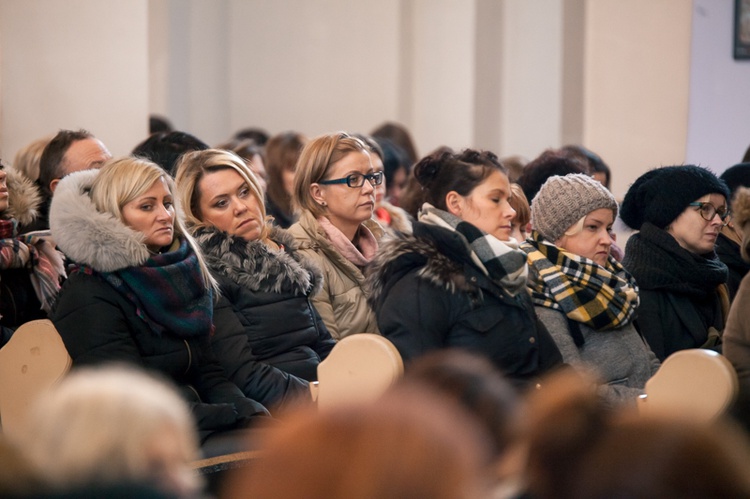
[
  {"x1": 366, "y1": 222, "x2": 562, "y2": 386},
  {"x1": 623, "y1": 223, "x2": 728, "y2": 361},
  {"x1": 48, "y1": 169, "x2": 308, "y2": 441},
  {"x1": 196, "y1": 226, "x2": 336, "y2": 381}
]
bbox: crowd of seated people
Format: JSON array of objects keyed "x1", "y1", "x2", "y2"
[{"x1": 1, "y1": 118, "x2": 750, "y2": 497}]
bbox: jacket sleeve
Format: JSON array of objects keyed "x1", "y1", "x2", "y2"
[
  {"x1": 309, "y1": 270, "x2": 340, "y2": 339},
  {"x1": 375, "y1": 270, "x2": 453, "y2": 362},
  {"x1": 51, "y1": 275, "x2": 147, "y2": 366},
  {"x1": 212, "y1": 294, "x2": 311, "y2": 411},
  {"x1": 724, "y1": 274, "x2": 750, "y2": 427}
]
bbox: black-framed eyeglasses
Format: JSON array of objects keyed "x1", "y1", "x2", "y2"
[
  {"x1": 319, "y1": 171, "x2": 384, "y2": 188},
  {"x1": 689, "y1": 201, "x2": 730, "y2": 226}
]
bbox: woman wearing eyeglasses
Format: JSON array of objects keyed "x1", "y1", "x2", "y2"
[
  {"x1": 288, "y1": 132, "x2": 384, "y2": 339},
  {"x1": 620, "y1": 165, "x2": 731, "y2": 361},
  {"x1": 366, "y1": 149, "x2": 563, "y2": 386}
]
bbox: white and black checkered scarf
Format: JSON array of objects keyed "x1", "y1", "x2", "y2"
[
  {"x1": 419, "y1": 204, "x2": 528, "y2": 295},
  {"x1": 521, "y1": 230, "x2": 639, "y2": 332}
]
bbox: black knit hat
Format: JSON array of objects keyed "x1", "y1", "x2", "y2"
[{"x1": 620, "y1": 165, "x2": 730, "y2": 230}]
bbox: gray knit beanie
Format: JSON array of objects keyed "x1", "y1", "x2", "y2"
[{"x1": 531, "y1": 174, "x2": 618, "y2": 243}]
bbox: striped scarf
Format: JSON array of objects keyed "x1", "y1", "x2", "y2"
[
  {"x1": 0, "y1": 219, "x2": 65, "y2": 313},
  {"x1": 419, "y1": 204, "x2": 528, "y2": 295},
  {"x1": 70, "y1": 238, "x2": 213, "y2": 338},
  {"x1": 522, "y1": 230, "x2": 639, "y2": 331}
]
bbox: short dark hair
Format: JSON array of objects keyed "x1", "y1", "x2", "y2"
[
  {"x1": 517, "y1": 149, "x2": 587, "y2": 204},
  {"x1": 131, "y1": 131, "x2": 209, "y2": 177},
  {"x1": 149, "y1": 115, "x2": 173, "y2": 134},
  {"x1": 39, "y1": 129, "x2": 93, "y2": 197},
  {"x1": 233, "y1": 127, "x2": 270, "y2": 147}
]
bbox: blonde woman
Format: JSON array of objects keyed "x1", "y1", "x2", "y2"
[
  {"x1": 289, "y1": 132, "x2": 383, "y2": 339},
  {"x1": 17, "y1": 365, "x2": 201, "y2": 497},
  {"x1": 175, "y1": 149, "x2": 335, "y2": 382},
  {"x1": 49, "y1": 157, "x2": 279, "y2": 442}
]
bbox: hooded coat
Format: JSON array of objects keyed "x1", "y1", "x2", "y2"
[
  {"x1": 195, "y1": 225, "x2": 336, "y2": 381},
  {"x1": 49, "y1": 170, "x2": 306, "y2": 440},
  {"x1": 366, "y1": 222, "x2": 563, "y2": 386}
]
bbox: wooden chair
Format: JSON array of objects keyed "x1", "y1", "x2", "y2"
[
  {"x1": 638, "y1": 348, "x2": 738, "y2": 422},
  {"x1": 311, "y1": 333, "x2": 404, "y2": 411},
  {"x1": 0, "y1": 319, "x2": 71, "y2": 437}
]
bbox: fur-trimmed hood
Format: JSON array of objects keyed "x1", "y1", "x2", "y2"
[
  {"x1": 49, "y1": 169, "x2": 151, "y2": 272},
  {"x1": 366, "y1": 227, "x2": 475, "y2": 310},
  {"x1": 194, "y1": 225, "x2": 323, "y2": 296},
  {"x1": 4, "y1": 167, "x2": 42, "y2": 227},
  {"x1": 733, "y1": 186, "x2": 750, "y2": 262}
]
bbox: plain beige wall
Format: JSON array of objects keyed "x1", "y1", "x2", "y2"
[
  {"x1": 3, "y1": 0, "x2": 749, "y2": 194},
  {"x1": 0, "y1": 0, "x2": 149, "y2": 159},
  {"x1": 583, "y1": 0, "x2": 693, "y2": 200}
]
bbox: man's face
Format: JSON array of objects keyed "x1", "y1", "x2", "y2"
[
  {"x1": 62, "y1": 138, "x2": 111, "y2": 175},
  {"x1": 50, "y1": 138, "x2": 112, "y2": 193}
]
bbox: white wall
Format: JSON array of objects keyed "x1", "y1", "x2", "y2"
[
  {"x1": 500, "y1": 0, "x2": 564, "y2": 159},
  {"x1": 686, "y1": 0, "x2": 750, "y2": 174},
  {"x1": 0, "y1": 0, "x2": 149, "y2": 160},
  {"x1": 583, "y1": 0, "x2": 693, "y2": 200}
]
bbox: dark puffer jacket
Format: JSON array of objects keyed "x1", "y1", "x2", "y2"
[
  {"x1": 49, "y1": 170, "x2": 308, "y2": 440},
  {"x1": 195, "y1": 225, "x2": 336, "y2": 381},
  {"x1": 366, "y1": 222, "x2": 562, "y2": 387}
]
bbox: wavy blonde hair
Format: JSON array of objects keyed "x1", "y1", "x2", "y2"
[{"x1": 173, "y1": 148, "x2": 271, "y2": 241}]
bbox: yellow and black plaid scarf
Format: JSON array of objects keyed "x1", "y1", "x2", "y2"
[{"x1": 521, "y1": 230, "x2": 639, "y2": 332}]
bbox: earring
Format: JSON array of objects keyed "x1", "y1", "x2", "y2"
[{"x1": 321, "y1": 201, "x2": 327, "y2": 207}]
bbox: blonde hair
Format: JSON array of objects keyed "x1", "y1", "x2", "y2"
[
  {"x1": 90, "y1": 157, "x2": 217, "y2": 292},
  {"x1": 292, "y1": 131, "x2": 370, "y2": 218},
  {"x1": 174, "y1": 148, "x2": 270, "y2": 240},
  {"x1": 16, "y1": 365, "x2": 201, "y2": 496},
  {"x1": 12, "y1": 136, "x2": 51, "y2": 182}
]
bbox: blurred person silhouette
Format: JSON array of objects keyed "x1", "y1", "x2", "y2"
[
  {"x1": 264, "y1": 131, "x2": 308, "y2": 228},
  {"x1": 517, "y1": 149, "x2": 587, "y2": 205},
  {"x1": 718, "y1": 163, "x2": 750, "y2": 301},
  {"x1": 523, "y1": 370, "x2": 750, "y2": 499},
  {"x1": 14, "y1": 365, "x2": 202, "y2": 498},
  {"x1": 12, "y1": 135, "x2": 51, "y2": 183},
  {"x1": 132, "y1": 130, "x2": 209, "y2": 177},
  {"x1": 371, "y1": 121, "x2": 419, "y2": 167},
  {"x1": 224, "y1": 383, "x2": 490, "y2": 499}
]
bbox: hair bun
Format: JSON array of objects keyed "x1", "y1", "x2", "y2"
[{"x1": 414, "y1": 152, "x2": 450, "y2": 188}]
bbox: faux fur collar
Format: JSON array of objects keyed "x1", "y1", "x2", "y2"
[
  {"x1": 49, "y1": 169, "x2": 150, "y2": 272},
  {"x1": 194, "y1": 225, "x2": 323, "y2": 296},
  {"x1": 366, "y1": 225, "x2": 476, "y2": 310},
  {"x1": 4, "y1": 167, "x2": 42, "y2": 227}
]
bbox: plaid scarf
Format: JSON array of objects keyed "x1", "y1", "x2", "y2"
[
  {"x1": 522, "y1": 230, "x2": 639, "y2": 331},
  {"x1": 70, "y1": 238, "x2": 213, "y2": 338},
  {"x1": 0, "y1": 219, "x2": 65, "y2": 313},
  {"x1": 419, "y1": 204, "x2": 528, "y2": 295}
]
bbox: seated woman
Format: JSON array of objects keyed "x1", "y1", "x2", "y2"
[
  {"x1": 0, "y1": 161, "x2": 64, "y2": 342},
  {"x1": 174, "y1": 149, "x2": 335, "y2": 382},
  {"x1": 49, "y1": 157, "x2": 292, "y2": 442},
  {"x1": 522, "y1": 174, "x2": 659, "y2": 406},
  {"x1": 289, "y1": 132, "x2": 383, "y2": 339},
  {"x1": 366, "y1": 149, "x2": 562, "y2": 386},
  {"x1": 620, "y1": 165, "x2": 731, "y2": 361}
]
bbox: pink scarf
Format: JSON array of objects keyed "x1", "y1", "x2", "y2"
[{"x1": 318, "y1": 217, "x2": 378, "y2": 268}]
